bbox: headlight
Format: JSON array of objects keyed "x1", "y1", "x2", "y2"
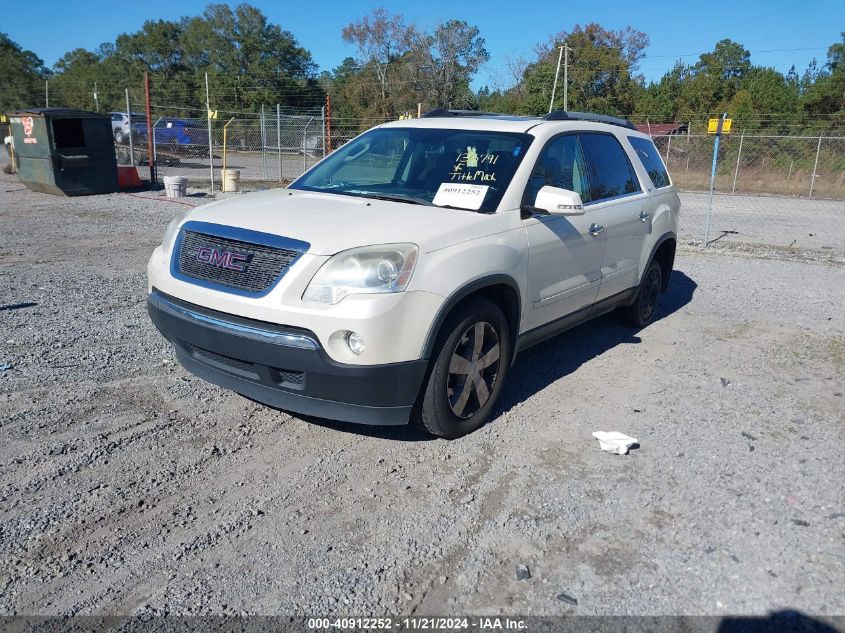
[
  {"x1": 302, "y1": 244, "x2": 418, "y2": 304},
  {"x1": 161, "y1": 208, "x2": 192, "y2": 254}
]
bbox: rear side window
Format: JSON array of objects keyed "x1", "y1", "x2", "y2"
[
  {"x1": 578, "y1": 133, "x2": 641, "y2": 201},
  {"x1": 628, "y1": 136, "x2": 671, "y2": 188}
]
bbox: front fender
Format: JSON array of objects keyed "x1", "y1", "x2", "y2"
[{"x1": 411, "y1": 232, "x2": 529, "y2": 359}]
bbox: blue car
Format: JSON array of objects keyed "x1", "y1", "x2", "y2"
[{"x1": 133, "y1": 117, "x2": 206, "y2": 153}]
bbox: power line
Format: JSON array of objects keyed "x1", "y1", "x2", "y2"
[{"x1": 653, "y1": 0, "x2": 818, "y2": 43}]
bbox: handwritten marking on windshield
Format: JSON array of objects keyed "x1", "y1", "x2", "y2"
[{"x1": 451, "y1": 149, "x2": 499, "y2": 182}]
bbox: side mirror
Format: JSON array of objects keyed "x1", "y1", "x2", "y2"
[{"x1": 531, "y1": 186, "x2": 585, "y2": 216}]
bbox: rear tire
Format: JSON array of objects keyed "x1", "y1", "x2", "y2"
[
  {"x1": 412, "y1": 298, "x2": 510, "y2": 439},
  {"x1": 114, "y1": 129, "x2": 124, "y2": 144},
  {"x1": 621, "y1": 260, "x2": 662, "y2": 328}
]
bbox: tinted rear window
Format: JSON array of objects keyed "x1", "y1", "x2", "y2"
[
  {"x1": 628, "y1": 136, "x2": 671, "y2": 188},
  {"x1": 579, "y1": 133, "x2": 641, "y2": 201}
]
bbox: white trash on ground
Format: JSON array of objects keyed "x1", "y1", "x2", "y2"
[{"x1": 592, "y1": 431, "x2": 638, "y2": 455}]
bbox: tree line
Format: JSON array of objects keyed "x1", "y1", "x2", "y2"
[{"x1": 1, "y1": 4, "x2": 843, "y2": 133}]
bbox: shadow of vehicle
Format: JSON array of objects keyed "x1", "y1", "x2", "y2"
[
  {"x1": 496, "y1": 269, "x2": 697, "y2": 416},
  {"x1": 266, "y1": 270, "x2": 697, "y2": 442},
  {"x1": 296, "y1": 412, "x2": 435, "y2": 442},
  {"x1": 717, "y1": 609, "x2": 843, "y2": 632}
]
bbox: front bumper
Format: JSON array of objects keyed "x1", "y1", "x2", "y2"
[{"x1": 148, "y1": 290, "x2": 428, "y2": 425}]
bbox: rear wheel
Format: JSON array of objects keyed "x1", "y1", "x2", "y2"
[
  {"x1": 413, "y1": 299, "x2": 510, "y2": 439},
  {"x1": 621, "y1": 260, "x2": 662, "y2": 328},
  {"x1": 114, "y1": 129, "x2": 124, "y2": 144}
]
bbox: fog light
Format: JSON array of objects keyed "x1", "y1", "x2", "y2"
[{"x1": 346, "y1": 331, "x2": 365, "y2": 355}]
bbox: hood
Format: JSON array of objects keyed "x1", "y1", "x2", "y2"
[{"x1": 186, "y1": 189, "x2": 505, "y2": 255}]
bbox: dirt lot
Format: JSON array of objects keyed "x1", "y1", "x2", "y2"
[
  {"x1": 1, "y1": 172, "x2": 844, "y2": 620},
  {"x1": 678, "y1": 191, "x2": 845, "y2": 253}
]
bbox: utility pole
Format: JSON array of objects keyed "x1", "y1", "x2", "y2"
[
  {"x1": 548, "y1": 43, "x2": 572, "y2": 113},
  {"x1": 321, "y1": 105, "x2": 326, "y2": 158},
  {"x1": 205, "y1": 72, "x2": 214, "y2": 193},
  {"x1": 277, "y1": 103, "x2": 282, "y2": 183},
  {"x1": 262, "y1": 104, "x2": 267, "y2": 177},
  {"x1": 45, "y1": 80, "x2": 49, "y2": 108},
  {"x1": 144, "y1": 72, "x2": 156, "y2": 186},
  {"x1": 325, "y1": 94, "x2": 332, "y2": 153},
  {"x1": 548, "y1": 46, "x2": 563, "y2": 114},
  {"x1": 94, "y1": 82, "x2": 99, "y2": 112},
  {"x1": 125, "y1": 88, "x2": 134, "y2": 167},
  {"x1": 563, "y1": 43, "x2": 571, "y2": 111}
]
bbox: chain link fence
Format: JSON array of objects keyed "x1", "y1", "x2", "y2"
[
  {"x1": 646, "y1": 132, "x2": 845, "y2": 253},
  {"x1": 115, "y1": 105, "x2": 381, "y2": 188},
  {"x1": 115, "y1": 106, "x2": 329, "y2": 186},
  {"x1": 109, "y1": 105, "x2": 845, "y2": 254},
  {"x1": 655, "y1": 133, "x2": 845, "y2": 199}
]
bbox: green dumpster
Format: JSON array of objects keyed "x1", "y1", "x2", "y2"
[{"x1": 8, "y1": 108, "x2": 118, "y2": 196}]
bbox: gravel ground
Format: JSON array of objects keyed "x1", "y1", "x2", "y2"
[
  {"x1": 1, "y1": 172, "x2": 844, "y2": 619},
  {"x1": 678, "y1": 191, "x2": 845, "y2": 253}
]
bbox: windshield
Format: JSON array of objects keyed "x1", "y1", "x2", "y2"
[{"x1": 289, "y1": 127, "x2": 532, "y2": 212}]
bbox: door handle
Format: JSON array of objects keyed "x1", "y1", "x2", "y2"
[
  {"x1": 588, "y1": 223, "x2": 605, "y2": 236},
  {"x1": 639, "y1": 211, "x2": 650, "y2": 222}
]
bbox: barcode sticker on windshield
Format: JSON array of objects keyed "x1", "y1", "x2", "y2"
[{"x1": 433, "y1": 183, "x2": 489, "y2": 210}]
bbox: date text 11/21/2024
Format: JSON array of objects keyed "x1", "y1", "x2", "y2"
[{"x1": 306, "y1": 617, "x2": 528, "y2": 630}]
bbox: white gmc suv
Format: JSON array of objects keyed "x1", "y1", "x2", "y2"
[{"x1": 147, "y1": 110, "x2": 679, "y2": 438}]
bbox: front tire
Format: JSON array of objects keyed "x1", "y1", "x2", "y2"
[
  {"x1": 621, "y1": 260, "x2": 662, "y2": 328},
  {"x1": 413, "y1": 299, "x2": 510, "y2": 439}
]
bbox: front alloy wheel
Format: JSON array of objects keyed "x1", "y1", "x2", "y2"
[
  {"x1": 447, "y1": 322, "x2": 501, "y2": 419},
  {"x1": 413, "y1": 298, "x2": 510, "y2": 439}
]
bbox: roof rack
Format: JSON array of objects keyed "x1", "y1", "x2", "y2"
[
  {"x1": 543, "y1": 110, "x2": 636, "y2": 130},
  {"x1": 421, "y1": 109, "x2": 511, "y2": 118}
]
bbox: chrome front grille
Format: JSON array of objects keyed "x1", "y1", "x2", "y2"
[{"x1": 176, "y1": 230, "x2": 299, "y2": 294}]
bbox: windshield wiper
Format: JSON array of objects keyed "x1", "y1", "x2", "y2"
[{"x1": 350, "y1": 191, "x2": 432, "y2": 206}]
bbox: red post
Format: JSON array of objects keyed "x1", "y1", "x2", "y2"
[
  {"x1": 144, "y1": 72, "x2": 156, "y2": 186},
  {"x1": 325, "y1": 94, "x2": 332, "y2": 154}
]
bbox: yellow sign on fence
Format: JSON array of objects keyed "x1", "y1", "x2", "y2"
[{"x1": 707, "y1": 118, "x2": 732, "y2": 134}]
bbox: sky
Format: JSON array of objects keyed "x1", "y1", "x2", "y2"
[{"x1": 4, "y1": 0, "x2": 843, "y2": 89}]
